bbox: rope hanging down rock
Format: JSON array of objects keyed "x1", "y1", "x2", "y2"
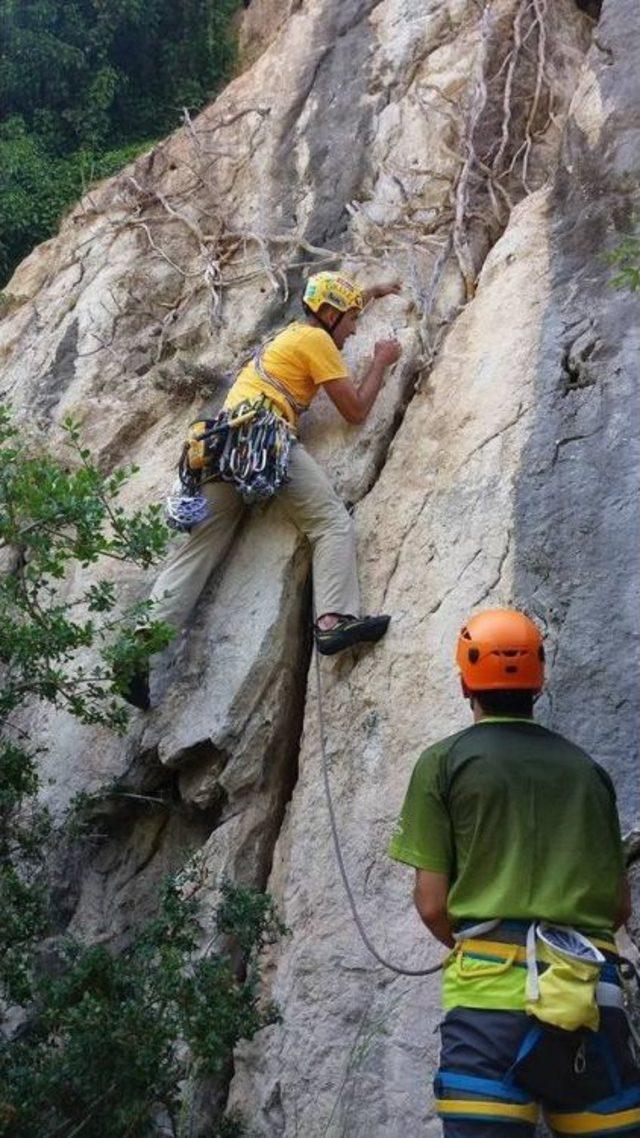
[{"x1": 314, "y1": 648, "x2": 444, "y2": 978}]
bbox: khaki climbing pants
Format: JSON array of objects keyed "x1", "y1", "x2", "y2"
[{"x1": 150, "y1": 442, "x2": 361, "y2": 631}]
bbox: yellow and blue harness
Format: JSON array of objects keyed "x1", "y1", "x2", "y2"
[{"x1": 435, "y1": 920, "x2": 640, "y2": 1135}]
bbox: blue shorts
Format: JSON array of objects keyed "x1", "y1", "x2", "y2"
[{"x1": 435, "y1": 1007, "x2": 640, "y2": 1136}]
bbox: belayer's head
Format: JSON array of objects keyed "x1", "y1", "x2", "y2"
[
  {"x1": 456, "y1": 608, "x2": 544, "y2": 720},
  {"x1": 303, "y1": 272, "x2": 364, "y2": 347}
]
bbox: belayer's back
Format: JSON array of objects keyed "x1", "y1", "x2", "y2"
[{"x1": 442, "y1": 720, "x2": 624, "y2": 932}]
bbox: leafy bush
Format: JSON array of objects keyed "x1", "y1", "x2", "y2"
[
  {"x1": 607, "y1": 230, "x2": 640, "y2": 292},
  {"x1": 0, "y1": 409, "x2": 171, "y2": 733},
  {"x1": 0, "y1": 878, "x2": 285, "y2": 1138},
  {"x1": 0, "y1": 404, "x2": 172, "y2": 1001},
  {"x1": 0, "y1": 406, "x2": 285, "y2": 1133}
]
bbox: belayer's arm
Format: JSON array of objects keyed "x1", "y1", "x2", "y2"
[
  {"x1": 413, "y1": 869, "x2": 455, "y2": 949},
  {"x1": 324, "y1": 339, "x2": 401, "y2": 424},
  {"x1": 615, "y1": 873, "x2": 632, "y2": 929}
]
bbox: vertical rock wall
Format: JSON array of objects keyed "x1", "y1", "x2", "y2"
[
  {"x1": 514, "y1": 2, "x2": 640, "y2": 821},
  {"x1": 228, "y1": 2, "x2": 640, "y2": 1135},
  {"x1": 229, "y1": 186, "x2": 552, "y2": 1138}
]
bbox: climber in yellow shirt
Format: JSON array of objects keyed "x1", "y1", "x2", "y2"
[
  {"x1": 118, "y1": 272, "x2": 402, "y2": 709},
  {"x1": 224, "y1": 273, "x2": 400, "y2": 427},
  {"x1": 223, "y1": 317, "x2": 350, "y2": 424}
]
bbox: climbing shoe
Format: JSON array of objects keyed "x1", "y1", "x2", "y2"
[
  {"x1": 314, "y1": 614, "x2": 391, "y2": 656},
  {"x1": 114, "y1": 661, "x2": 150, "y2": 711}
]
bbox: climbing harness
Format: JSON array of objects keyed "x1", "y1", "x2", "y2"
[
  {"x1": 452, "y1": 919, "x2": 638, "y2": 1015},
  {"x1": 253, "y1": 348, "x2": 310, "y2": 419},
  {"x1": 314, "y1": 646, "x2": 444, "y2": 977},
  {"x1": 436, "y1": 920, "x2": 640, "y2": 1131},
  {"x1": 166, "y1": 397, "x2": 295, "y2": 532},
  {"x1": 182, "y1": 397, "x2": 294, "y2": 501},
  {"x1": 451, "y1": 921, "x2": 640, "y2": 1057}
]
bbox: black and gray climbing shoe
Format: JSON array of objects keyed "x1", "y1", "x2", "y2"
[
  {"x1": 115, "y1": 663, "x2": 150, "y2": 711},
  {"x1": 314, "y1": 614, "x2": 391, "y2": 656}
]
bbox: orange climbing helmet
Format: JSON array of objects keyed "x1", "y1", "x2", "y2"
[{"x1": 456, "y1": 608, "x2": 544, "y2": 692}]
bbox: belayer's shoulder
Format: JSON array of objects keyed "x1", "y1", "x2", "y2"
[
  {"x1": 414, "y1": 727, "x2": 475, "y2": 769},
  {"x1": 531, "y1": 726, "x2": 618, "y2": 794}
]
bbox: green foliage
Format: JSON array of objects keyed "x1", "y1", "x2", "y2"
[
  {"x1": 607, "y1": 230, "x2": 640, "y2": 291},
  {"x1": 0, "y1": 0, "x2": 242, "y2": 148},
  {"x1": 0, "y1": 118, "x2": 153, "y2": 279},
  {"x1": 0, "y1": 0, "x2": 242, "y2": 283},
  {"x1": 0, "y1": 402, "x2": 172, "y2": 1001},
  {"x1": 214, "y1": 1113, "x2": 246, "y2": 1138},
  {"x1": 0, "y1": 863, "x2": 50, "y2": 1003},
  {"x1": 0, "y1": 878, "x2": 285, "y2": 1137},
  {"x1": 217, "y1": 879, "x2": 289, "y2": 960},
  {"x1": 0, "y1": 407, "x2": 172, "y2": 728},
  {"x1": 180, "y1": 882, "x2": 287, "y2": 1073},
  {"x1": 0, "y1": 407, "x2": 286, "y2": 1135}
]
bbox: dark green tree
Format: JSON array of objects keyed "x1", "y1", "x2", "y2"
[
  {"x1": 0, "y1": 0, "x2": 241, "y2": 149},
  {"x1": 0, "y1": 0, "x2": 242, "y2": 282}
]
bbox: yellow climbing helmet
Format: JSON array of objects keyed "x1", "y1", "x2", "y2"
[{"x1": 303, "y1": 272, "x2": 364, "y2": 315}]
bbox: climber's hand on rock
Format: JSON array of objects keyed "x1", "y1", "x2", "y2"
[
  {"x1": 381, "y1": 278, "x2": 402, "y2": 297},
  {"x1": 374, "y1": 339, "x2": 402, "y2": 367}
]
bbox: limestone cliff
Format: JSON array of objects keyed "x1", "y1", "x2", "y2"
[{"x1": 1, "y1": 0, "x2": 638, "y2": 1135}]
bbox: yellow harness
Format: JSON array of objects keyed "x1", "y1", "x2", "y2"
[{"x1": 450, "y1": 921, "x2": 621, "y2": 1032}]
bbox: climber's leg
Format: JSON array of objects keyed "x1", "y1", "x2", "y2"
[
  {"x1": 116, "y1": 481, "x2": 246, "y2": 709},
  {"x1": 278, "y1": 442, "x2": 360, "y2": 618},
  {"x1": 278, "y1": 444, "x2": 390, "y2": 654},
  {"x1": 150, "y1": 479, "x2": 246, "y2": 631}
]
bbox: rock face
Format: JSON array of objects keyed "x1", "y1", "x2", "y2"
[{"x1": 1, "y1": 0, "x2": 639, "y2": 1135}]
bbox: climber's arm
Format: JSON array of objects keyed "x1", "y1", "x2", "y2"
[
  {"x1": 323, "y1": 339, "x2": 401, "y2": 424},
  {"x1": 413, "y1": 869, "x2": 454, "y2": 948},
  {"x1": 361, "y1": 280, "x2": 402, "y2": 305}
]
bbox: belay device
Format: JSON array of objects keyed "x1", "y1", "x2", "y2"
[{"x1": 166, "y1": 397, "x2": 295, "y2": 532}]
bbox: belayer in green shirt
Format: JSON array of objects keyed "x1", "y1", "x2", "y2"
[{"x1": 389, "y1": 608, "x2": 639, "y2": 1138}]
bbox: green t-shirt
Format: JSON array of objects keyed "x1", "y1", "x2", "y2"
[{"x1": 388, "y1": 719, "x2": 624, "y2": 932}]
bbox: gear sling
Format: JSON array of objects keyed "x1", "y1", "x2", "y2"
[{"x1": 166, "y1": 348, "x2": 301, "y2": 532}]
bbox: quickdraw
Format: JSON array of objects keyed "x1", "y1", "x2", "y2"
[{"x1": 166, "y1": 398, "x2": 295, "y2": 532}]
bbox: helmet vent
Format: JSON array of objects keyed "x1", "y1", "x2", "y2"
[{"x1": 468, "y1": 648, "x2": 479, "y2": 663}]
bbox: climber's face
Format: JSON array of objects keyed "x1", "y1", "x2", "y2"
[{"x1": 331, "y1": 307, "x2": 359, "y2": 348}]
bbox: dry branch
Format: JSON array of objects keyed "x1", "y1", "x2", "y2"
[
  {"x1": 521, "y1": 0, "x2": 548, "y2": 191},
  {"x1": 492, "y1": 0, "x2": 526, "y2": 174},
  {"x1": 451, "y1": 2, "x2": 493, "y2": 299}
]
